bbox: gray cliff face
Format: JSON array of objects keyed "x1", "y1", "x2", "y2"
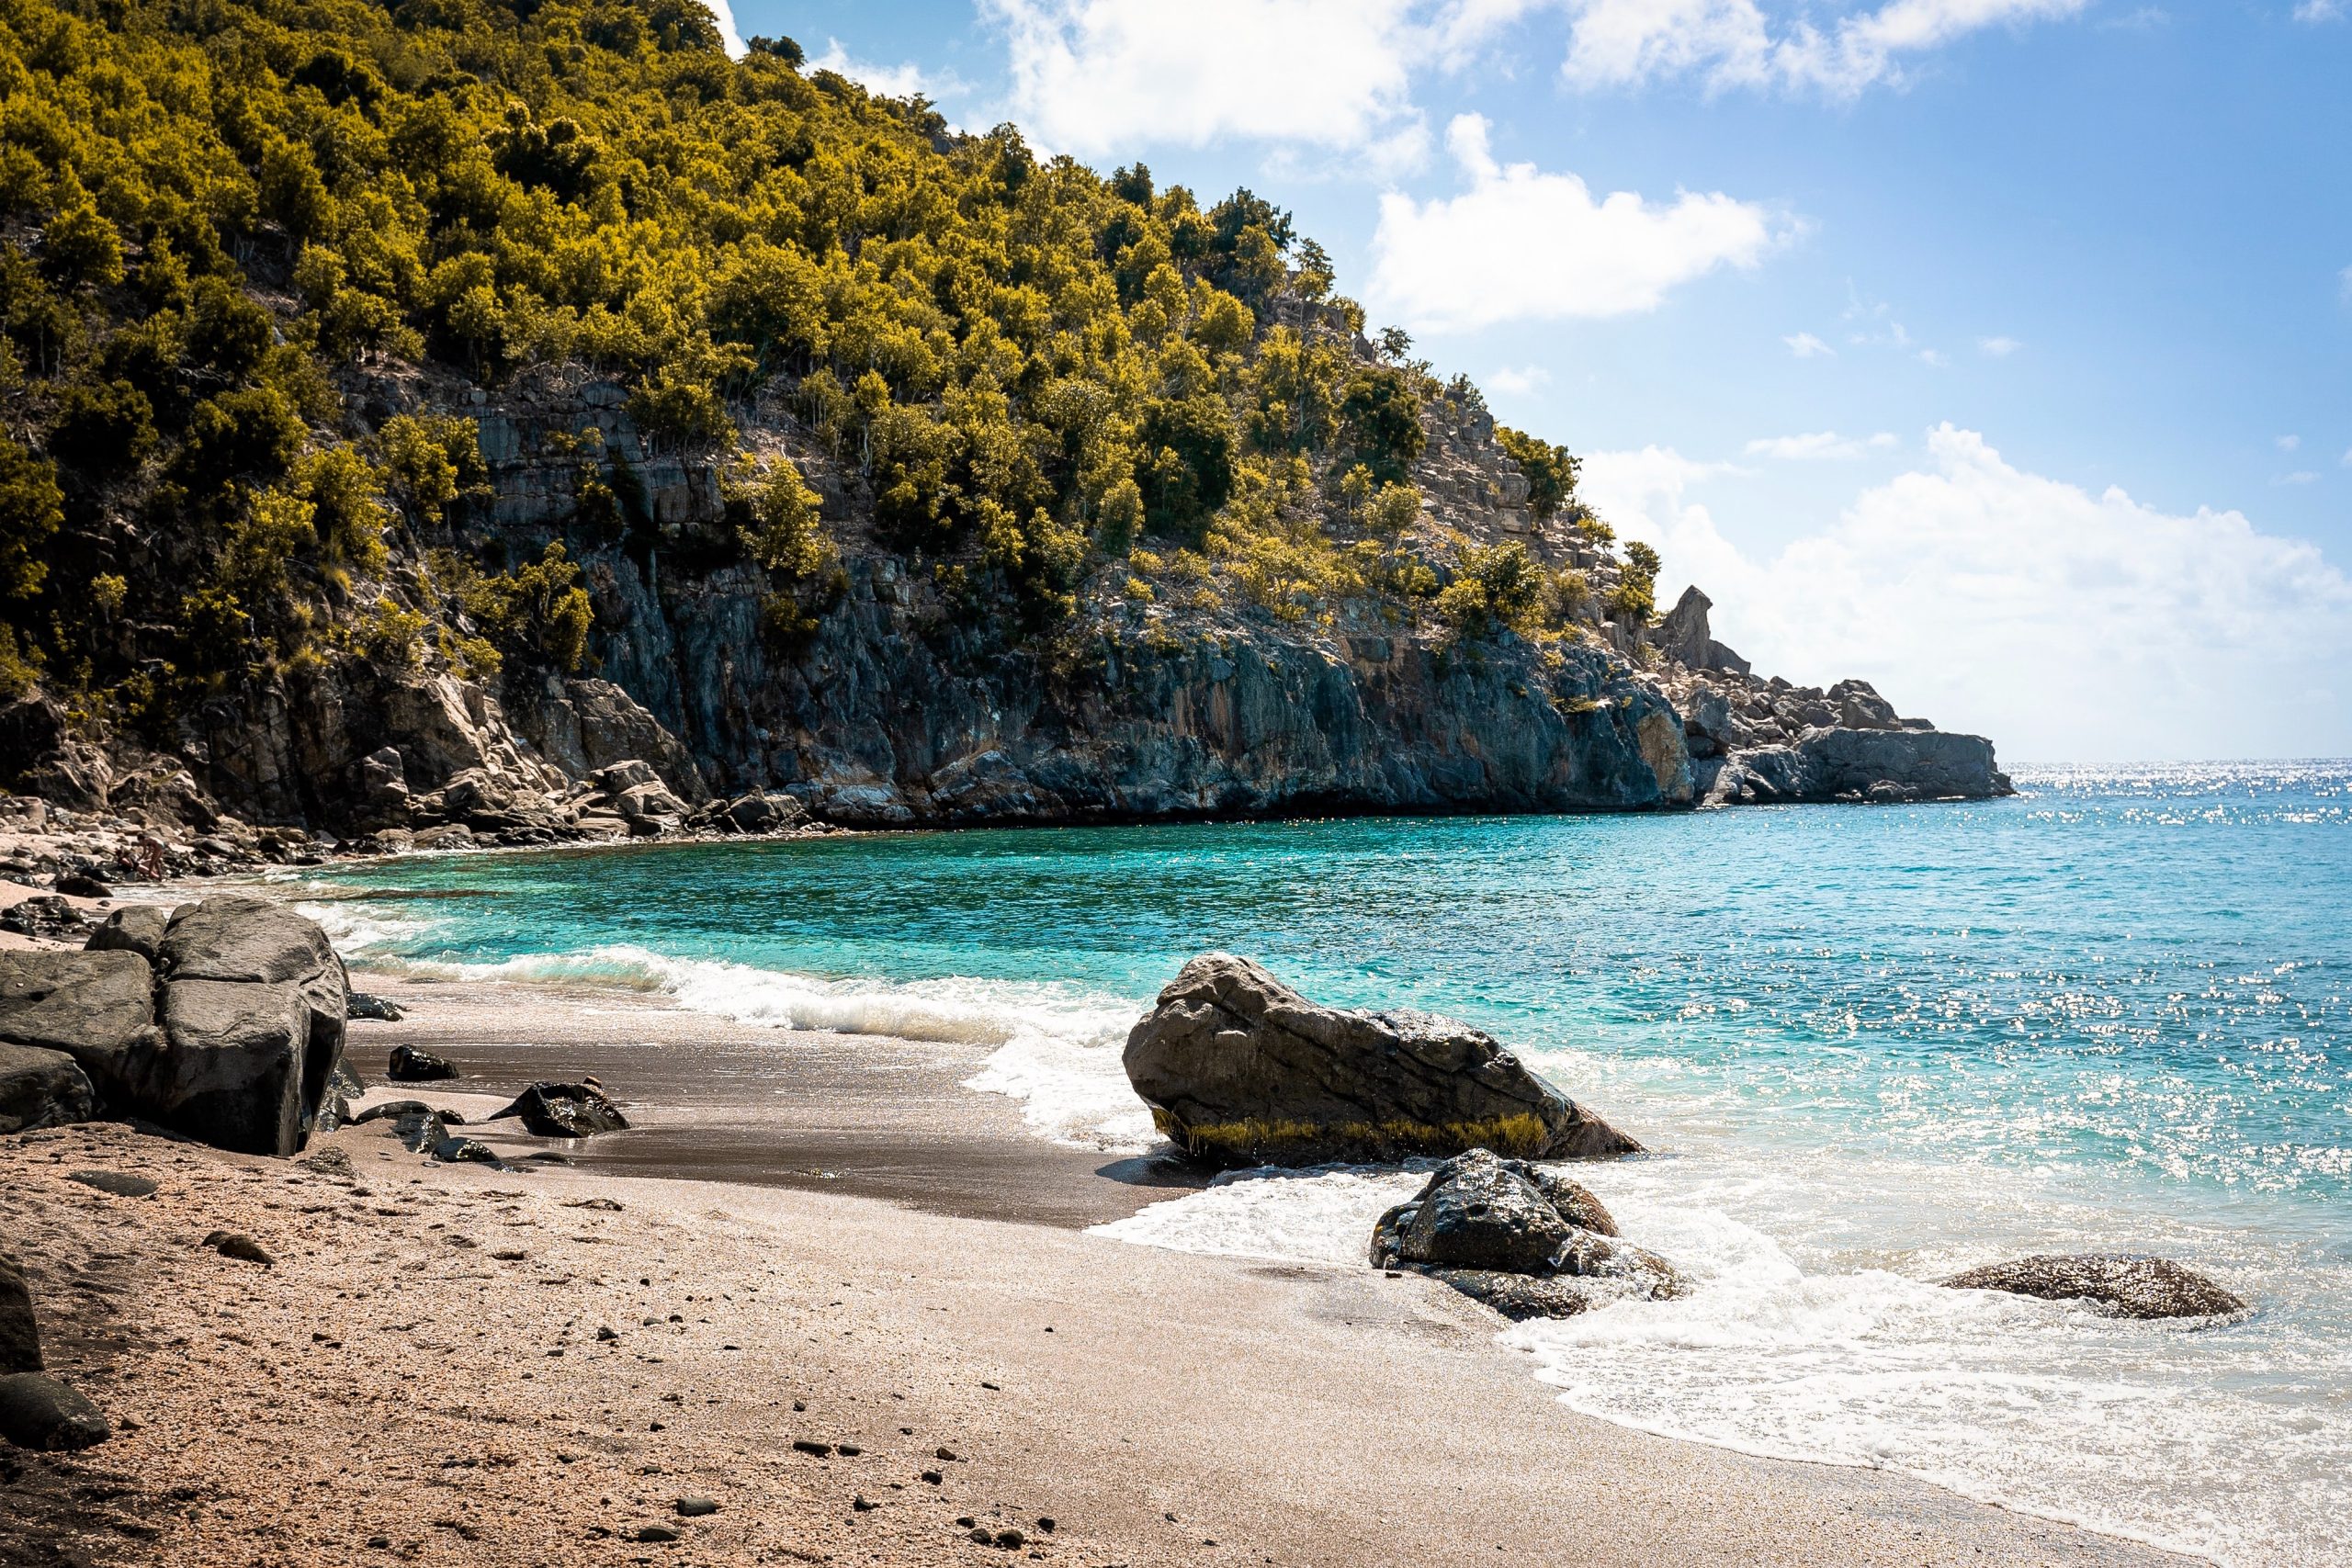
[{"x1": 1, "y1": 365, "x2": 2005, "y2": 837}]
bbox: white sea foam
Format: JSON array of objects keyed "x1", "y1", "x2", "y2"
[
  {"x1": 1093, "y1": 1147, "x2": 2352, "y2": 1567},
  {"x1": 301, "y1": 901, "x2": 1158, "y2": 1147}
]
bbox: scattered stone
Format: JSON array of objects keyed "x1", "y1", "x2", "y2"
[
  {"x1": 564, "y1": 1197, "x2": 624, "y2": 1211},
  {"x1": 934, "y1": 1446, "x2": 958, "y2": 1461},
  {"x1": 347, "y1": 992, "x2": 405, "y2": 1021},
  {"x1": 1125, "y1": 953, "x2": 1640, "y2": 1167},
  {"x1": 993, "y1": 1529, "x2": 1027, "y2": 1549},
  {"x1": 595, "y1": 1325, "x2": 619, "y2": 1341},
  {"x1": 65, "y1": 1169, "x2": 157, "y2": 1198},
  {"x1": 792, "y1": 1439, "x2": 832, "y2": 1457},
  {"x1": 0, "y1": 1255, "x2": 38, "y2": 1374},
  {"x1": 486, "y1": 1080, "x2": 628, "y2": 1138},
  {"x1": 0, "y1": 1373, "x2": 109, "y2": 1450},
  {"x1": 852, "y1": 1494, "x2": 877, "y2": 1511},
  {"x1": 836, "y1": 1442, "x2": 862, "y2": 1456},
  {"x1": 1940, "y1": 1255, "x2": 2247, "y2": 1320},
  {"x1": 387, "y1": 1044, "x2": 458, "y2": 1082},
  {"x1": 673, "y1": 1497, "x2": 718, "y2": 1517},
  {"x1": 632, "y1": 1523, "x2": 681, "y2": 1543},
  {"x1": 52, "y1": 873, "x2": 110, "y2": 899},
  {"x1": 201, "y1": 1231, "x2": 274, "y2": 1268},
  {"x1": 298, "y1": 1145, "x2": 355, "y2": 1178},
  {"x1": 921, "y1": 1471, "x2": 943, "y2": 1484},
  {"x1": 0, "y1": 1040, "x2": 96, "y2": 1135},
  {"x1": 1, "y1": 896, "x2": 85, "y2": 940}
]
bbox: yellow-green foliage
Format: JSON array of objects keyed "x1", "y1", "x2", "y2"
[{"x1": 0, "y1": 0, "x2": 1593, "y2": 728}]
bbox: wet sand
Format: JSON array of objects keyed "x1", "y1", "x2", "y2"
[{"x1": 1, "y1": 969, "x2": 2190, "y2": 1566}]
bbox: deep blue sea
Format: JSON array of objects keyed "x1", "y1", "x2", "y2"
[{"x1": 290, "y1": 761, "x2": 2352, "y2": 1565}]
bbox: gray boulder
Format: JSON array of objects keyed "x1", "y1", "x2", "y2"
[
  {"x1": 1123, "y1": 954, "x2": 1638, "y2": 1168},
  {"x1": 387, "y1": 1043, "x2": 457, "y2": 1081},
  {"x1": 0, "y1": 1041, "x2": 96, "y2": 1134},
  {"x1": 84, "y1": 904, "x2": 169, "y2": 963},
  {"x1": 721, "y1": 791, "x2": 807, "y2": 834},
  {"x1": 0, "y1": 1255, "x2": 37, "y2": 1373},
  {"x1": 1940, "y1": 1255, "x2": 2246, "y2": 1320},
  {"x1": 1371, "y1": 1150, "x2": 1684, "y2": 1322},
  {"x1": 0, "y1": 1372, "x2": 108, "y2": 1450},
  {"x1": 0, "y1": 950, "x2": 158, "y2": 1100},
  {"x1": 1792, "y1": 727, "x2": 2012, "y2": 802},
  {"x1": 347, "y1": 991, "x2": 405, "y2": 1021}
]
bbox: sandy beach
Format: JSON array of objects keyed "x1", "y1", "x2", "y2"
[{"x1": 1, "y1": 967, "x2": 2187, "y2": 1567}]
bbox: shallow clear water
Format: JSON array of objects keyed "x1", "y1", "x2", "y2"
[{"x1": 292, "y1": 761, "x2": 2352, "y2": 1564}]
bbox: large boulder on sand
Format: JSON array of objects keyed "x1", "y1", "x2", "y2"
[
  {"x1": 1370, "y1": 1150, "x2": 1683, "y2": 1321},
  {"x1": 0, "y1": 897, "x2": 350, "y2": 1156},
  {"x1": 1939, "y1": 1254, "x2": 2245, "y2": 1320},
  {"x1": 1123, "y1": 954, "x2": 1639, "y2": 1168},
  {"x1": 0, "y1": 1041, "x2": 96, "y2": 1134}
]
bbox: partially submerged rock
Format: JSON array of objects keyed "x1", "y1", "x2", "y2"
[
  {"x1": 0, "y1": 1372, "x2": 110, "y2": 1450},
  {"x1": 1371, "y1": 1150, "x2": 1682, "y2": 1321},
  {"x1": 1940, "y1": 1254, "x2": 2246, "y2": 1320},
  {"x1": 348, "y1": 991, "x2": 405, "y2": 1021},
  {"x1": 488, "y1": 1081, "x2": 628, "y2": 1138},
  {"x1": 1124, "y1": 954, "x2": 1637, "y2": 1168}
]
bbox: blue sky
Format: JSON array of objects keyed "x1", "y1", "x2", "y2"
[{"x1": 710, "y1": 1, "x2": 2351, "y2": 763}]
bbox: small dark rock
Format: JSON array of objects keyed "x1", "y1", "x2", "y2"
[
  {"x1": 836, "y1": 1442, "x2": 862, "y2": 1456},
  {"x1": 1940, "y1": 1254, "x2": 2247, "y2": 1320},
  {"x1": 387, "y1": 1044, "x2": 458, "y2": 1082},
  {"x1": 935, "y1": 1446, "x2": 958, "y2": 1461},
  {"x1": 633, "y1": 1523, "x2": 681, "y2": 1542},
  {"x1": 0, "y1": 1372, "x2": 110, "y2": 1450},
  {"x1": 0, "y1": 896, "x2": 85, "y2": 940},
  {"x1": 852, "y1": 1493, "x2": 877, "y2": 1511},
  {"x1": 792, "y1": 1439, "x2": 832, "y2": 1457},
  {"x1": 351, "y1": 1099, "x2": 433, "y2": 1124},
  {"x1": 595, "y1": 1325, "x2": 619, "y2": 1341},
  {"x1": 298, "y1": 1146, "x2": 355, "y2": 1178},
  {"x1": 487, "y1": 1081, "x2": 628, "y2": 1139},
  {"x1": 921, "y1": 1471, "x2": 943, "y2": 1484},
  {"x1": 201, "y1": 1231, "x2": 273, "y2": 1268},
  {"x1": 66, "y1": 1170, "x2": 157, "y2": 1199},
  {"x1": 993, "y1": 1529, "x2": 1026, "y2": 1549},
  {"x1": 1036, "y1": 1517, "x2": 1055, "y2": 1534},
  {"x1": 52, "y1": 874, "x2": 110, "y2": 899},
  {"x1": 673, "y1": 1496, "x2": 718, "y2": 1517},
  {"x1": 348, "y1": 992, "x2": 405, "y2": 1022}
]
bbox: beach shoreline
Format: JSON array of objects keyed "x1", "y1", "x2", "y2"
[{"x1": 10, "y1": 953, "x2": 2201, "y2": 1567}]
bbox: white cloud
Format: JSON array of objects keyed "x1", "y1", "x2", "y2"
[
  {"x1": 2278, "y1": 470, "x2": 2320, "y2": 486},
  {"x1": 1744, "y1": 430, "x2": 1896, "y2": 460},
  {"x1": 699, "y1": 0, "x2": 745, "y2": 58},
  {"x1": 1917, "y1": 346, "x2": 1949, "y2": 367},
  {"x1": 2278, "y1": 434, "x2": 2302, "y2": 452},
  {"x1": 1487, "y1": 365, "x2": 1553, "y2": 395},
  {"x1": 983, "y1": 0, "x2": 1419, "y2": 154},
  {"x1": 1784, "y1": 331, "x2": 1836, "y2": 357},
  {"x1": 1581, "y1": 424, "x2": 2352, "y2": 762},
  {"x1": 1979, "y1": 334, "x2": 2021, "y2": 356},
  {"x1": 2294, "y1": 1, "x2": 2344, "y2": 22},
  {"x1": 2340, "y1": 265, "x2": 2352, "y2": 302},
  {"x1": 810, "y1": 38, "x2": 966, "y2": 100},
  {"x1": 1549, "y1": 0, "x2": 2090, "y2": 97},
  {"x1": 2343, "y1": 447, "x2": 2352, "y2": 468},
  {"x1": 1367, "y1": 114, "x2": 1785, "y2": 333}
]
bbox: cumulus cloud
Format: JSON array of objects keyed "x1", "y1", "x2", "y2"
[
  {"x1": 1487, "y1": 364, "x2": 1553, "y2": 394},
  {"x1": 1581, "y1": 425, "x2": 2352, "y2": 761},
  {"x1": 2278, "y1": 470, "x2": 2319, "y2": 487},
  {"x1": 983, "y1": 0, "x2": 1420, "y2": 153},
  {"x1": 2278, "y1": 434, "x2": 2302, "y2": 452},
  {"x1": 1784, "y1": 331, "x2": 1836, "y2": 357},
  {"x1": 2294, "y1": 1, "x2": 2343, "y2": 22},
  {"x1": 810, "y1": 38, "x2": 966, "y2": 99},
  {"x1": 1745, "y1": 431, "x2": 1895, "y2": 460},
  {"x1": 1979, "y1": 334, "x2": 2021, "y2": 356},
  {"x1": 1367, "y1": 115, "x2": 1784, "y2": 333}
]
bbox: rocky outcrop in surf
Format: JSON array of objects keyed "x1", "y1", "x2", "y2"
[
  {"x1": 1940, "y1": 1255, "x2": 2246, "y2": 1319},
  {"x1": 1370, "y1": 1149, "x2": 1686, "y2": 1320},
  {"x1": 1123, "y1": 953, "x2": 1640, "y2": 1168}
]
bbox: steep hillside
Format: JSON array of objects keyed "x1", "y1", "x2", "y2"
[{"x1": 0, "y1": 0, "x2": 2006, "y2": 847}]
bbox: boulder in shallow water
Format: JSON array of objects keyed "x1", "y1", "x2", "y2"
[
  {"x1": 487, "y1": 1081, "x2": 628, "y2": 1138},
  {"x1": 1124, "y1": 954, "x2": 1638, "y2": 1168},
  {"x1": 1371, "y1": 1150, "x2": 1683, "y2": 1321},
  {"x1": 1939, "y1": 1254, "x2": 2246, "y2": 1320},
  {"x1": 348, "y1": 992, "x2": 404, "y2": 1022}
]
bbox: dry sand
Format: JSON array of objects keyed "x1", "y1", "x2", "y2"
[{"x1": 1, "y1": 975, "x2": 2188, "y2": 1567}]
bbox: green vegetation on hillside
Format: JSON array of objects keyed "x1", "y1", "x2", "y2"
[{"x1": 0, "y1": 0, "x2": 1627, "y2": 743}]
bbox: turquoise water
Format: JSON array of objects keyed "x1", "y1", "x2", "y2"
[{"x1": 293, "y1": 761, "x2": 2352, "y2": 1564}]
